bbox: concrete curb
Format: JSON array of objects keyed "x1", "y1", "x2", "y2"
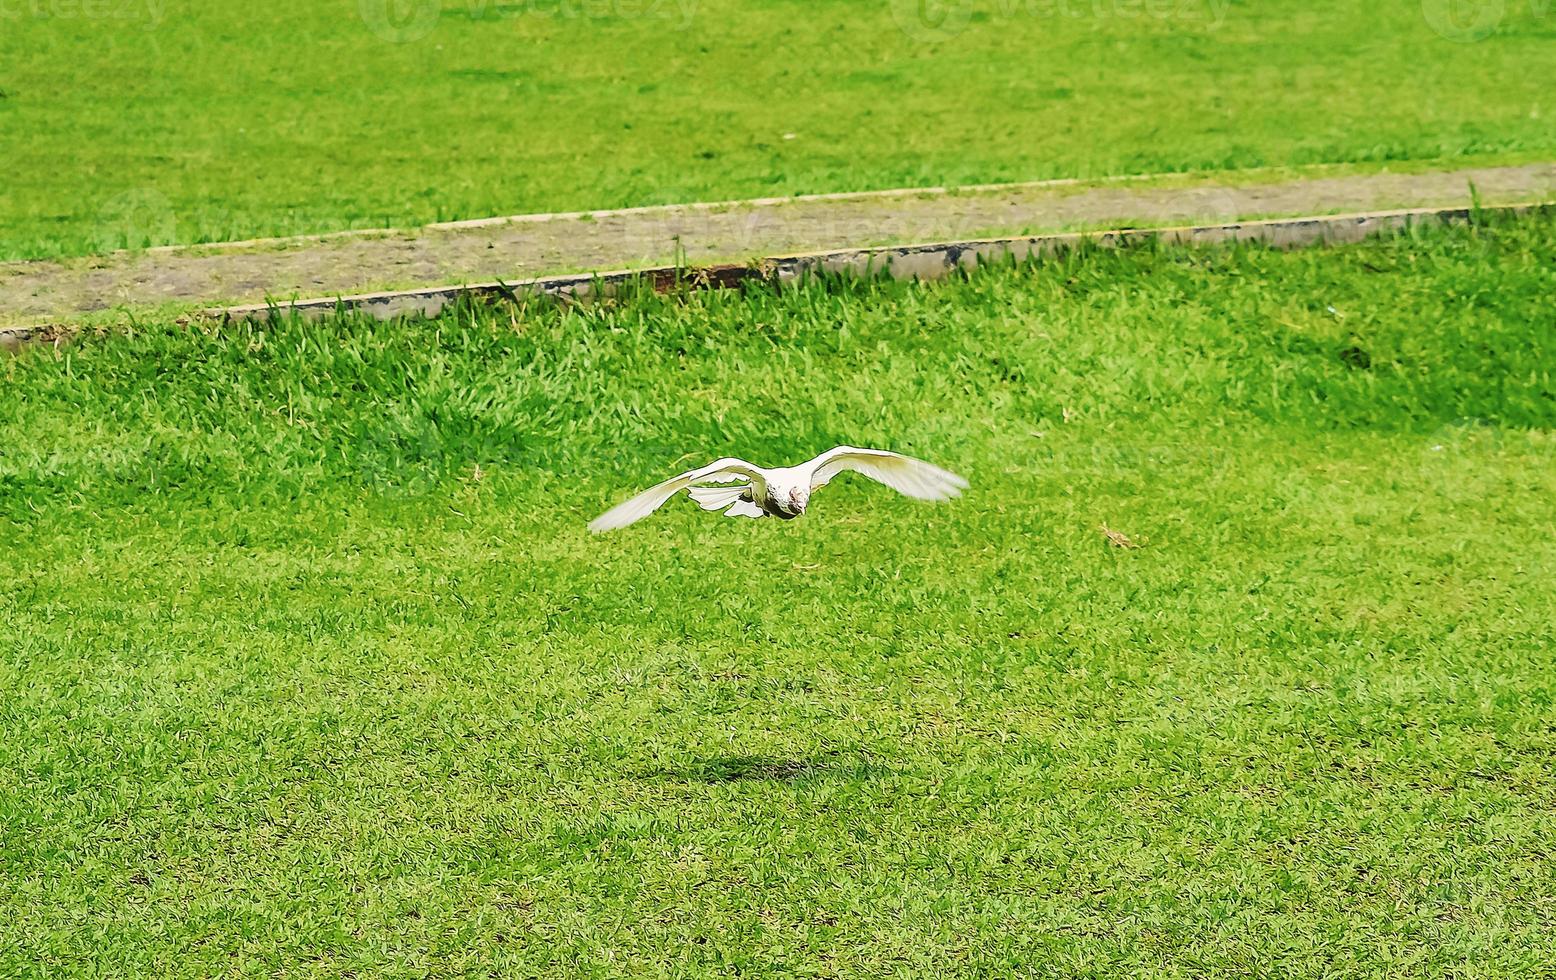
[{"x1": 2, "y1": 200, "x2": 1544, "y2": 347}]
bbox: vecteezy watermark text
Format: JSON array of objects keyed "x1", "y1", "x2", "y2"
[
  {"x1": 1421, "y1": 0, "x2": 1552, "y2": 41},
  {"x1": 0, "y1": 0, "x2": 164, "y2": 27},
  {"x1": 359, "y1": 0, "x2": 698, "y2": 44},
  {"x1": 891, "y1": 0, "x2": 1231, "y2": 43}
]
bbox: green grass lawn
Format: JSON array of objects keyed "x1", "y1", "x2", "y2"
[
  {"x1": 4, "y1": 214, "x2": 1556, "y2": 975},
  {"x1": 3, "y1": 0, "x2": 1555, "y2": 259}
]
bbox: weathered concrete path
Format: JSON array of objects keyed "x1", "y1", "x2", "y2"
[{"x1": 4, "y1": 163, "x2": 1554, "y2": 325}]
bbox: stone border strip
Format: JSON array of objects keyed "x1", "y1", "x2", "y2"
[
  {"x1": 1, "y1": 200, "x2": 1542, "y2": 349},
  {"x1": 138, "y1": 167, "x2": 1239, "y2": 257}
]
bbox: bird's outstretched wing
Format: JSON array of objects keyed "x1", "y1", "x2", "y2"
[
  {"x1": 807, "y1": 446, "x2": 967, "y2": 501},
  {"x1": 589, "y1": 457, "x2": 767, "y2": 532}
]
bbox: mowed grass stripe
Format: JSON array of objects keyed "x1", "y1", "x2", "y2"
[{"x1": 4, "y1": 0, "x2": 1556, "y2": 259}]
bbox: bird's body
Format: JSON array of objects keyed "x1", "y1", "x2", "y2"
[{"x1": 589, "y1": 446, "x2": 966, "y2": 532}]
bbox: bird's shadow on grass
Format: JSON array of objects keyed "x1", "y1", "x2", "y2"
[{"x1": 644, "y1": 752, "x2": 888, "y2": 786}]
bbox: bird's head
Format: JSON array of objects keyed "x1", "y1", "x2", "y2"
[{"x1": 781, "y1": 486, "x2": 810, "y2": 517}]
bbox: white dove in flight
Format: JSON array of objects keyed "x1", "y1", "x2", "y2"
[{"x1": 588, "y1": 446, "x2": 967, "y2": 533}]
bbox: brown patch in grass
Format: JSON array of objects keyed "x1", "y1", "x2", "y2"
[{"x1": 1099, "y1": 524, "x2": 1144, "y2": 549}]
